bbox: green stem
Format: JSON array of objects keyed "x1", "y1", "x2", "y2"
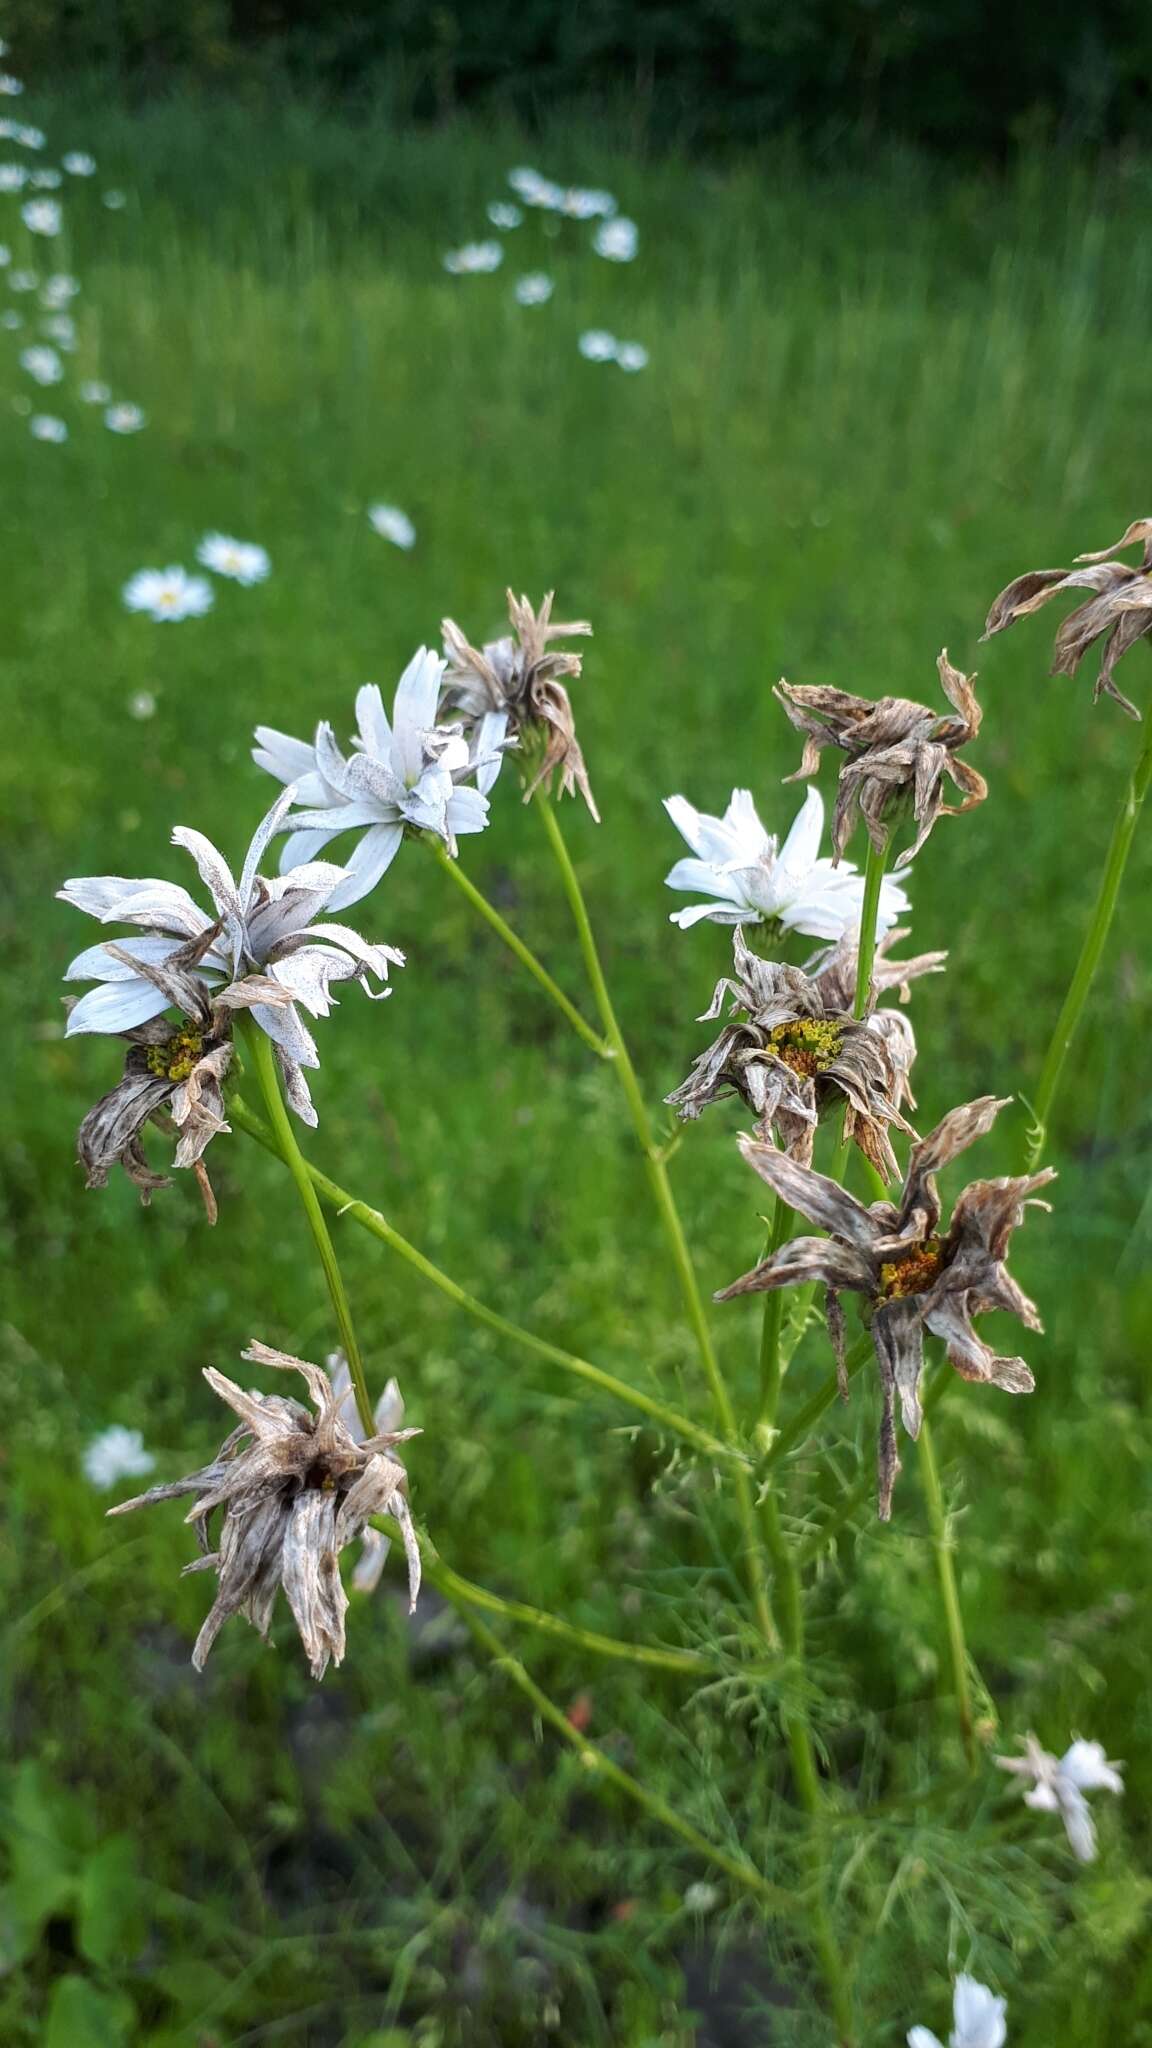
[
  {"x1": 1023, "y1": 715, "x2": 1152, "y2": 1168},
  {"x1": 459, "y1": 1604, "x2": 799, "y2": 1916},
  {"x1": 756, "y1": 1193, "x2": 794, "y2": 1439},
  {"x1": 917, "y1": 1412, "x2": 976, "y2": 1766},
  {"x1": 236, "y1": 1018, "x2": 374, "y2": 1434},
  {"x1": 429, "y1": 838, "x2": 612, "y2": 1060},
  {"x1": 766, "y1": 1336, "x2": 872, "y2": 1467},
  {"x1": 826, "y1": 831, "x2": 890, "y2": 1189},
  {"x1": 229, "y1": 1094, "x2": 738, "y2": 1467},
  {"x1": 534, "y1": 792, "x2": 777, "y2": 1647}
]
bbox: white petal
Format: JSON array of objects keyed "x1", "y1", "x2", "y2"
[
  {"x1": 279, "y1": 827, "x2": 341, "y2": 872},
  {"x1": 64, "y1": 934, "x2": 189, "y2": 982},
  {"x1": 271, "y1": 946, "x2": 356, "y2": 1017},
  {"x1": 251, "y1": 999, "x2": 320, "y2": 1067},
  {"x1": 474, "y1": 708, "x2": 509, "y2": 795},
  {"x1": 58, "y1": 875, "x2": 210, "y2": 939},
  {"x1": 777, "y1": 786, "x2": 825, "y2": 878},
  {"x1": 1059, "y1": 1740, "x2": 1124, "y2": 1794},
  {"x1": 251, "y1": 726, "x2": 315, "y2": 786},
  {"x1": 952, "y1": 1975, "x2": 1007, "y2": 2048},
  {"x1": 1057, "y1": 1782, "x2": 1098, "y2": 1862},
  {"x1": 669, "y1": 900, "x2": 746, "y2": 929},
  {"x1": 238, "y1": 785, "x2": 299, "y2": 922},
  {"x1": 446, "y1": 786, "x2": 490, "y2": 837},
  {"x1": 304, "y1": 923, "x2": 405, "y2": 981},
  {"x1": 664, "y1": 856, "x2": 744, "y2": 904},
  {"x1": 355, "y1": 682, "x2": 392, "y2": 758},
  {"x1": 323, "y1": 824, "x2": 405, "y2": 912},
  {"x1": 391, "y1": 647, "x2": 445, "y2": 785},
  {"x1": 906, "y1": 2030, "x2": 944, "y2": 2048},
  {"x1": 65, "y1": 978, "x2": 174, "y2": 1034},
  {"x1": 171, "y1": 826, "x2": 242, "y2": 929}
]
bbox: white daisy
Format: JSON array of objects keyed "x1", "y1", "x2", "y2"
[
  {"x1": 83, "y1": 1425, "x2": 155, "y2": 1491},
  {"x1": 30, "y1": 168, "x2": 62, "y2": 190},
  {"x1": 0, "y1": 74, "x2": 24, "y2": 96},
  {"x1": 21, "y1": 197, "x2": 61, "y2": 236},
  {"x1": 514, "y1": 272, "x2": 553, "y2": 306},
  {"x1": 102, "y1": 188, "x2": 127, "y2": 210},
  {"x1": 507, "y1": 166, "x2": 565, "y2": 210},
  {"x1": 63, "y1": 151, "x2": 97, "y2": 175},
  {"x1": 129, "y1": 690, "x2": 157, "y2": 720},
  {"x1": 16, "y1": 125, "x2": 45, "y2": 149},
  {"x1": 593, "y1": 216, "x2": 638, "y2": 262},
  {"x1": 0, "y1": 162, "x2": 27, "y2": 191},
  {"x1": 104, "y1": 402, "x2": 146, "y2": 434},
  {"x1": 615, "y1": 340, "x2": 648, "y2": 372},
  {"x1": 40, "y1": 314, "x2": 76, "y2": 348},
  {"x1": 8, "y1": 268, "x2": 37, "y2": 290},
  {"x1": 578, "y1": 328, "x2": 617, "y2": 362},
  {"x1": 908, "y1": 1973, "x2": 1007, "y2": 2048},
  {"x1": 997, "y1": 1733, "x2": 1124, "y2": 1862},
  {"x1": 20, "y1": 343, "x2": 63, "y2": 385},
  {"x1": 41, "y1": 272, "x2": 80, "y2": 306},
  {"x1": 80, "y1": 378, "x2": 111, "y2": 404},
  {"x1": 253, "y1": 647, "x2": 491, "y2": 910},
  {"x1": 487, "y1": 200, "x2": 522, "y2": 229},
  {"x1": 30, "y1": 414, "x2": 67, "y2": 442},
  {"x1": 196, "y1": 533, "x2": 271, "y2": 585},
  {"x1": 0, "y1": 243, "x2": 9, "y2": 264},
  {"x1": 561, "y1": 185, "x2": 616, "y2": 218},
  {"x1": 442, "y1": 239, "x2": 503, "y2": 275},
  {"x1": 122, "y1": 566, "x2": 214, "y2": 622},
  {"x1": 663, "y1": 785, "x2": 910, "y2": 941},
  {"x1": 367, "y1": 503, "x2": 416, "y2": 549}
]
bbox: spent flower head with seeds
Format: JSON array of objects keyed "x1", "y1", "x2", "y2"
[
  {"x1": 663, "y1": 784, "x2": 910, "y2": 940},
  {"x1": 254, "y1": 649, "x2": 491, "y2": 909},
  {"x1": 908, "y1": 1974, "x2": 1008, "y2": 2048},
  {"x1": 715, "y1": 1095, "x2": 1054, "y2": 1517},
  {"x1": 776, "y1": 651, "x2": 987, "y2": 863},
  {"x1": 666, "y1": 927, "x2": 916, "y2": 1181},
  {"x1": 996, "y1": 1733, "x2": 1123, "y2": 1862},
  {"x1": 441, "y1": 589, "x2": 597, "y2": 815},
  {"x1": 982, "y1": 517, "x2": 1152, "y2": 720},
  {"x1": 108, "y1": 1342, "x2": 422, "y2": 1680}
]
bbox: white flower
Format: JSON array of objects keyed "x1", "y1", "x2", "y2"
[
  {"x1": 442, "y1": 240, "x2": 503, "y2": 275},
  {"x1": 996, "y1": 1732, "x2": 1124, "y2": 1861},
  {"x1": 253, "y1": 648, "x2": 491, "y2": 910},
  {"x1": 663, "y1": 785, "x2": 909, "y2": 941},
  {"x1": 30, "y1": 414, "x2": 67, "y2": 442},
  {"x1": 20, "y1": 343, "x2": 62, "y2": 384},
  {"x1": 104, "y1": 402, "x2": 146, "y2": 434},
  {"x1": 487, "y1": 200, "x2": 522, "y2": 228},
  {"x1": 908, "y1": 1973, "x2": 1007, "y2": 2048},
  {"x1": 122, "y1": 567, "x2": 214, "y2": 622},
  {"x1": 63, "y1": 151, "x2": 97, "y2": 175},
  {"x1": 16, "y1": 125, "x2": 45, "y2": 149},
  {"x1": 593, "y1": 216, "x2": 638, "y2": 262},
  {"x1": 0, "y1": 162, "x2": 27, "y2": 191},
  {"x1": 0, "y1": 74, "x2": 24, "y2": 97},
  {"x1": 578, "y1": 328, "x2": 617, "y2": 362},
  {"x1": 30, "y1": 168, "x2": 62, "y2": 189},
  {"x1": 514, "y1": 271, "x2": 553, "y2": 306},
  {"x1": 563, "y1": 186, "x2": 616, "y2": 218},
  {"x1": 83, "y1": 1425, "x2": 155, "y2": 1491},
  {"x1": 80, "y1": 378, "x2": 110, "y2": 403},
  {"x1": 368, "y1": 503, "x2": 416, "y2": 549},
  {"x1": 103, "y1": 188, "x2": 127, "y2": 210},
  {"x1": 0, "y1": 243, "x2": 9, "y2": 263},
  {"x1": 41, "y1": 314, "x2": 76, "y2": 348},
  {"x1": 615, "y1": 340, "x2": 648, "y2": 372},
  {"x1": 507, "y1": 165, "x2": 565, "y2": 210},
  {"x1": 682, "y1": 1883, "x2": 720, "y2": 1914},
  {"x1": 8, "y1": 268, "x2": 37, "y2": 290},
  {"x1": 59, "y1": 786, "x2": 404, "y2": 1125},
  {"x1": 21, "y1": 197, "x2": 61, "y2": 236},
  {"x1": 41, "y1": 271, "x2": 80, "y2": 306},
  {"x1": 129, "y1": 690, "x2": 156, "y2": 720},
  {"x1": 196, "y1": 532, "x2": 271, "y2": 584}
]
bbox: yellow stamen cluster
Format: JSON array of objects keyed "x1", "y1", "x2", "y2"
[
  {"x1": 878, "y1": 1239, "x2": 945, "y2": 1301},
  {"x1": 767, "y1": 1017, "x2": 843, "y2": 1079},
  {"x1": 146, "y1": 1027, "x2": 204, "y2": 1085}
]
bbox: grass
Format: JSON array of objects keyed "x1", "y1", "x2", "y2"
[{"x1": 3, "y1": 89, "x2": 1152, "y2": 2045}]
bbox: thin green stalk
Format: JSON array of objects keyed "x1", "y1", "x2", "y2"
[
  {"x1": 765, "y1": 1336, "x2": 872, "y2": 1468},
  {"x1": 459, "y1": 1604, "x2": 800, "y2": 1916},
  {"x1": 534, "y1": 792, "x2": 777, "y2": 1646},
  {"x1": 756, "y1": 1193, "x2": 794, "y2": 1438},
  {"x1": 1023, "y1": 714, "x2": 1152, "y2": 1168},
  {"x1": 228, "y1": 1093, "x2": 739, "y2": 1466},
  {"x1": 826, "y1": 829, "x2": 890, "y2": 1188},
  {"x1": 429, "y1": 838, "x2": 611, "y2": 1059},
  {"x1": 236, "y1": 1018, "x2": 374, "y2": 1434},
  {"x1": 917, "y1": 1413, "x2": 976, "y2": 1766}
]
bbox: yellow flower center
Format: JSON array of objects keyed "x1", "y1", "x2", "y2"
[
  {"x1": 767, "y1": 1018, "x2": 843, "y2": 1079},
  {"x1": 146, "y1": 1027, "x2": 204, "y2": 1084},
  {"x1": 878, "y1": 1239, "x2": 944, "y2": 1301}
]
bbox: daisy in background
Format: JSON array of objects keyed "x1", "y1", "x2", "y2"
[
  {"x1": 996, "y1": 1734, "x2": 1124, "y2": 1860},
  {"x1": 0, "y1": 244, "x2": 9, "y2": 264},
  {"x1": 1, "y1": 311, "x2": 21, "y2": 329},
  {"x1": 368, "y1": 503, "x2": 416, "y2": 549},
  {"x1": 17, "y1": 126, "x2": 46, "y2": 149},
  {"x1": 30, "y1": 168, "x2": 63, "y2": 190},
  {"x1": 123, "y1": 566, "x2": 214, "y2": 622},
  {"x1": 908, "y1": 1974, "x2": 1007, "y2": 2048},
  {"x1": 0, "y1": 163, "x2": 27, "y2": 191},
  {"x1": 0, "y1": 74, "x2": 24, "y2": 96},
  {"x1": 41, "y1": 315, "x2": 77, "y2": 349},
  {"x1": 63, "y1": 151, "x2": 97, "y2": 176},
  {"x1": 103, "y1": 189, "x2": 127, "y2": 210},
  {"x1": 21, "y1": 197, "x2": 61, "y2": 236},
  {"x1": 197, "y1": 533, "x2": 271, "y2": 585},
  {"x1": 80, "y1": 379, "x2": 111, "y2": 404},
  {"x1": 83, "y1": 1426, "x2": 155, "y2": 1491},
  {"x1": 41, "y1": 272, "x2": 80, "y2": 306},
  {"x1": 578, "y1": 329, "x2": 617, "y2": 362},
  {"x1": 8, "y1": 268, "x2": 38, "y2": 291},
  {"x1": 442, "y1": 240, "x2": 503, "y2": 275},
  {"x1": 20, "y1": 343, "x2": 63, "y2": 384},
  {"x1": 593, "y1": 216, "x2": 639, "y2": 262},
  {"x1": 104, "y1": 402, "x2": 146, "y2": 434},
  {"x1": 30, "y1": 415, "x2": 67, "y2": 442},
  {"x1": 663, "y1": 785, "x2": 909, "y2": 939},
  {"x1": 514, "y1": 272, "x2": 553, "y2": 306},
  {"x1": 615, "y1": 340, "x2": 648, "y2": 371},
  {"x1": 487, "y1": 201, "x2": 522, "y2": 229}
]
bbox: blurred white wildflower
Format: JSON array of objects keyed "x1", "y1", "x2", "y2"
[
  {"x1": 0, "y1": 162, "x2": 27, "y2": 191},
  {"x1": 578, "y1": 329, "x2": 617, "y2": 362},
  {"x1": 0, "y1": 310, "x2": 21, "y2": 329},
  {"x1": 487, "y1": 200, "x2": 522, "y2": 228},
  {"x1": 41, "y1": 314, "x2": 76, "y2": 348},
  {"x1": 30, "y1": 168, "x2": 63, "y2": 190},
  {"x1": 16, "y1": 125, "x2": 45, "y2": 149},
  {"x1": 8, "y1": 268, "x2": 37, "y2": 290},
  {"x1": 563, "y1": 186, "x2": 616, "y2": 218},
  {"x1": 683, "y1": 1883, "x2": 721, "y2": 1914},
  {"x1": 996, "y1": 1733, "x2": 1123, "y2": 1861},
  {"x1": 663, "y1": 785, "x2": 909, "y2": 939},
  {"x1": 122, "y1": 567, "x2": 214, "y2": 622},
  {"x1": 514, "y1": 272, "x2": 554, "y2": 306},
  {"x1": 442, "y1": 240, "x2": 503, "y2": 275},
  {"x1": 593, "y1": 216, "x2": 639, "y2": 262},
  {"x1": 615, "y1": 340, "x2": 648, "y2": 371},
  {"x1": 20, "y1": 343, "x2": 63, "y2": 384},
  {"x1": 368, "y1": 503, "x2": 416, "y2": 549},
  {"x1": 83, "y1": 1425, "x2": 156, "y2": 1491},
  {"x1": 508, "y1": 166, "x2": 565, "y2": 210},
  {"x1": 104, "y1": 402, "x2": 146, "y2": 434},
  {"x1": 0, "y1": 243, "x2": 9, "y2": 263},
  {"x1": 0, "y1": 74, "x2": 24, "y2": 96},
  {"x1": 63, "y1": 151, "x2": 97, "y2": 175},
  {"x1": 908, "y1": 1974, "x2": 1007, "y2": 2048},
  {"x1": 103, "y1": 188, "x2": 127, "y2": 210},
  {"x1": 129, "y1": 690, "x2": 157, "y2": 720},
  {"x1": 21, "y1": 197, "x2": 61, "y2": 236},
  {"x1": 30, "y1": 414, "x2": 67, "y2": 442},
  {"x1": 80, "y1": 379, "x2": 111, "y2": 403},
  {"x1": 197, "y1": 533, "x2": 271, "y2": 584},
  {"x1": 41, "y1": 271, "x2": 80, "y2": 306}
]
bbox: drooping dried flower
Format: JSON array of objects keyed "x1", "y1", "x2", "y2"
[
  {"x1": 907, "y1": 1973, "x2": 1008, "y2": 2048},
  {"x1": 440, "y1": 590, "x2": 597, "y2": 816},
  {"x1": 804, "y1": 925, "x2": 948, "y2": 1014},
  {"x1": 665, "y1": 928, "x2": 915, "y2": 1182},
  {"x1": 109, "y1": 1342, "x2": 422, "y2": 1680},
  {"x1": 982, "y1": 518, "x2": 1152, "y2": 720},
  {"x1": 996, "y1": 1733, "x2": 1124, "y2": 1862},
  {"x1": 715, "y1": 1096, "x2": 1054, "y2": 1517},
  {"x1": 328, "y1": 1352, "x2": 407, "y2": 1594},
  {"x1": 776, "y1": 651, "x2": 987, "y2": 863}
]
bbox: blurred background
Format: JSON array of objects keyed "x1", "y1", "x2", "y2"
[{"x1": 3, "y1": 5, "x2": 1152, "y2": 2044}]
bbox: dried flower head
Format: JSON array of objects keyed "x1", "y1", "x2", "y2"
[
  {"x1": 440, "y1": 590, "x2": 596, "y2": 817},
  {"x1": 804, "y1": 925, "x2": 948, "y2": 1015},
  {"x1": 109, "y1": 1342, "x2": 422, "y2": 1680},
  {"x1": 715, "y1": 1096, "x2": 1054, "y2": 1517},
  {"x1": 996, "y1": 1733, "x2": 1124, "y2": 1862},
  {"x1": 665, "y1": 928, "x2": 916, "y2": 1182},
  {"x1": 982, "y1": 518, "x2": 1152, "y2": 720},
  {"x1": 776, "y1": 651, "x2": 987, "y2": 863}
]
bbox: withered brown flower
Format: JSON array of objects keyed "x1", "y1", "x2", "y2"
[
  {"x1": 109, "y1": 1342, "x2": 422, "y2": 1679},
  {"x1": 982, "y1": 517, "x2": 1152, "y2": 720},
  {"x1": 804, "y1": 925, "x2": 948, "y2": 1015},
  {"x1": 715, "y1": 1096, "x2": 1054, "y2": 1517},
  {"x1": 775, "y1": 651, "x2": 987, "y2": 863},
  {"x1": 665, "y1": 928, "x2": 917, "y2": 1182},
  {"x1": 440, "y1": 589, "x2": 597, "y2": 817}
]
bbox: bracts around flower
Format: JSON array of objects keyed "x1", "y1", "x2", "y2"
[
  {"x1": 108, "y1": 1343, "x2": 422, "y2": 1681},
  {"x1": 714, "y1": 1096, "x2": 1055, "y2": 1518}
]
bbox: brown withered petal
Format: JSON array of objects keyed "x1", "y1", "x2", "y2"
[
  {"x1": 982, "y1": 518, "x2": 1152, "y2": 720},
  {"x1": 714, "y1": 1098, "x2": 1054, "y2": 1518},
  {"x1": 109, "y1": 1341, "x2": 422, "y2": 1680},
  {"x1": 665, "y1": 928, "x2": 915, "y2": 1181},
  {"x1": 806, "y1": 925, "x2": 948, "y2": 1013},
  {"x1": 440, "y1": 588, "x2": 598, "y2": 817},
  {"x1": 776, "y1": 651, "x2": 987, "y2": 864}
]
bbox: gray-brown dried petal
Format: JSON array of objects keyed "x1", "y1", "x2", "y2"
[
  {"x1": 982, "y1": 521, "x2": 1152, "y2": 719},
  {"x1": 440, "y1": 589, "x2": 598, "y2": 816}
]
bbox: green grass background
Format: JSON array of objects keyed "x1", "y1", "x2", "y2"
[{"x1": 2, "y1": 92, "x2": 1151, "y2": 2046}]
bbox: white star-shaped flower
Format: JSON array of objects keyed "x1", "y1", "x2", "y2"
[
  {"x1": 123, "y1": 567, "x2": 213, "y2": 622},
  {"x1": 997, "y1": 1732, "x2": 1124, "y2": 1861},
  {"x1": 908, "y1": 1973, "x2": 1007, "y2": 2048},
  {"x1": 663, "y1": 785, "x2": 909, "y2": 942},
  {"x1": 197, "y1": 533, "x2": 271, "y2": 584}
]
